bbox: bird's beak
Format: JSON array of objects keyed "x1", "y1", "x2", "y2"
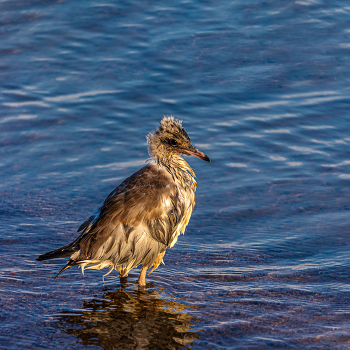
[{"x1": 182, "y1": 147, "x2": 211, "y2": 162}]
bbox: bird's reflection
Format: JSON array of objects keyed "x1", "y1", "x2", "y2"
[{"x1": 57, "y1": 283, "x2": 200, "y2": 349}]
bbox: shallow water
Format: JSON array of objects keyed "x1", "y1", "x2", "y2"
[{"x1": 1, "y1": 0, "x2": 350, "y2": 349}]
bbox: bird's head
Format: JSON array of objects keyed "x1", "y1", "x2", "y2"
[{"x1": 147, "y1": 116, "x2": 211, "y2": 164}]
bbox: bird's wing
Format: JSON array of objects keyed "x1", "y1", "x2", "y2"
[{"x1": 69, "y1": 164, "x2": 186, "y2": 271}]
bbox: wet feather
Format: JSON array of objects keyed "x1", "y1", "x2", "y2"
[{"x1": 36, "y1": 116, "x2": 210, "y2": 286}]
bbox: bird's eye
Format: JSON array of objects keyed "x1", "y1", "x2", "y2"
[{"x1": 169, "y1": 139, "x2": 178, "y2": 146}]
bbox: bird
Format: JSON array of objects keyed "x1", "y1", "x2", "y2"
[{"x1": 37, "y1": 116, "x2": 211, "y2": 286}]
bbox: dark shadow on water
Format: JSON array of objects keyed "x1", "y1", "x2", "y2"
[{"x1": 56, "y1": 283, "x2": 201, "y2": 349}]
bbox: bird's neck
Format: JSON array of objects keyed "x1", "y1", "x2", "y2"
[{"x1": 153, "y1": 154, "x2": 197, "y2": 191}]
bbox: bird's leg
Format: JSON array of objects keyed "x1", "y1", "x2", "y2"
[
  {"x1": 119, "y1": 268, "x2": 128, "y2": 284},
  {"x1": 120, "y1": 274, "x2": 128, "y2": 284},
  {"x1": 138, "y1": 266, "x2": 148, "y2": 287}
]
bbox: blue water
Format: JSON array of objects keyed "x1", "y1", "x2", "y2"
[{"x1": 1, "y1": 0, "x2": 350, "y2": 348}]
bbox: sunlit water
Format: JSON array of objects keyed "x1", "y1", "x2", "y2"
[{"x1": 1, "y1": 0, "x2": 350, "y2": 349}]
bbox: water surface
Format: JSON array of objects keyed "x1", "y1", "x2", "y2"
[{"x1": 1, "y1": 0, "x2": 350, "y2": 349}]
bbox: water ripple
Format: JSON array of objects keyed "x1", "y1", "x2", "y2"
[{"x1": 1, "y1": 0, "x2": 350, "y2": 349}]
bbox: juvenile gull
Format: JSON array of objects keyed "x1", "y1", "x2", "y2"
[{"x1": 37, "y1": 116, "x2": 211, "y2": 286}]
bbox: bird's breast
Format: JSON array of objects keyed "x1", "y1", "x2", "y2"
[{"x1": 168, "y1": 185, "x2": 195, "y2": 248}]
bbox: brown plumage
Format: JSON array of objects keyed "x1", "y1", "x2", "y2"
[{"x1": 37, "y1": 116, "x2": 211, "y2": 286}]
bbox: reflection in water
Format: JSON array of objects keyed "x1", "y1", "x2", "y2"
[{"x1": 57, "y1": 284, "x2": 200, "y2": 349}]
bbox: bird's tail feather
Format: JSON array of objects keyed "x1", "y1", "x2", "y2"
[
  {"x1": 55, "y1": 264, "x2": 71, "y2": 278},
  {"x1": 36, "y1": 243, "x2": 78, "y2": 261}
]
